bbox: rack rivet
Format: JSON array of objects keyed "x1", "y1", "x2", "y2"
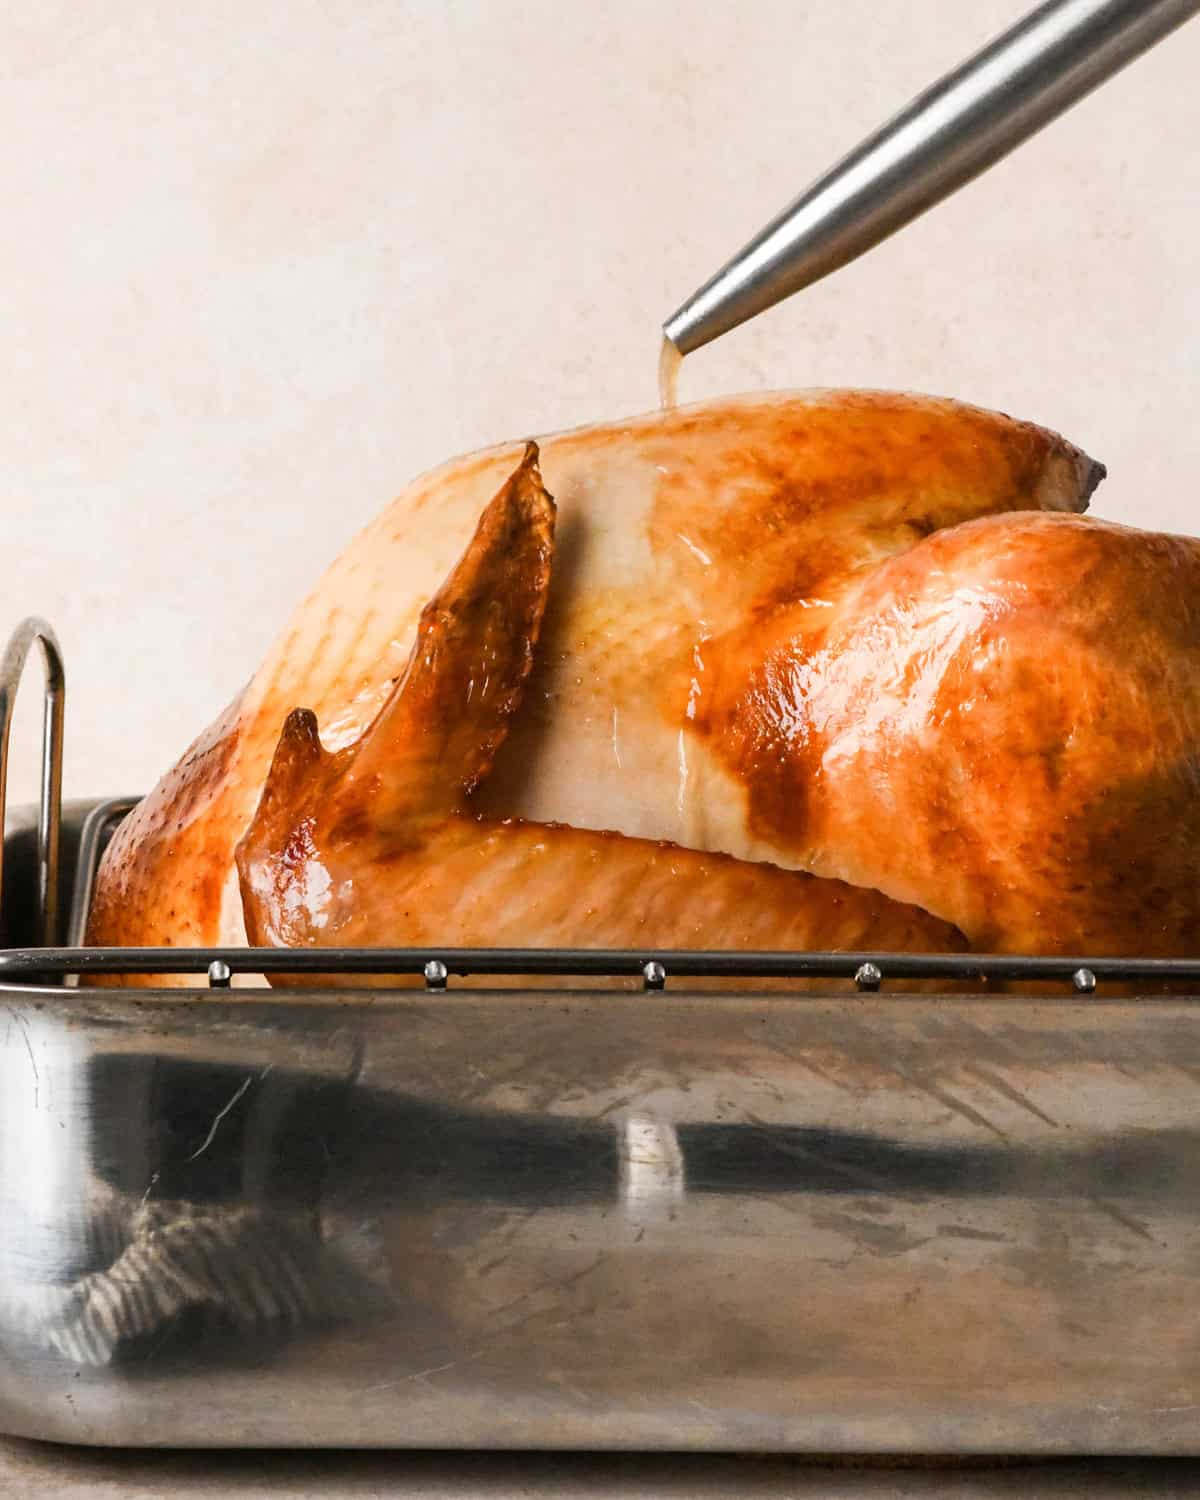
[
  {"x1": 1072, "y1": 967, "x2": 1097, "y2": 994},
  {"x1": 855, "y1": 962, "x2": 883, "y2": 992},
  {"x1": 424, "y1": 959, "x2": 449, "y2": 990},
  {"x1": 207, "y1": 960, "x2": 232, "y2": 989},
  {"x1": 643, "y1": 961, "x2": 667, "y2": 991}
]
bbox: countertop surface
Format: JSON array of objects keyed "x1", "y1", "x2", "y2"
[{"x1": 4, "y1": 1447, "x2": 1200, "y2": 1499}]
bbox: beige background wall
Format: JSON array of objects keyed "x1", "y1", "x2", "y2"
[{"x1": 3, "y1": 0, "x2": 1199, "y2": 808}]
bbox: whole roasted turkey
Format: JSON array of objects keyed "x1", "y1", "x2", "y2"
[{"x1": 87, "y1": 389, "x2": 1200, "y2": 984}]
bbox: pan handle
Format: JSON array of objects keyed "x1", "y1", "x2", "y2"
[{"x1": 0, "y1": 620, "x2": 65, "y2": 946}]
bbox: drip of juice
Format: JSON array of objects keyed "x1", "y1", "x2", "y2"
[{"x1": 658, "y1": 336, "x2": 682, "y2": 411}]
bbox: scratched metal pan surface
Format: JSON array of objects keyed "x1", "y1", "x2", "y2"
[{"x1": 2, "y1": 804, "x2": 1200, "y2": 1452}]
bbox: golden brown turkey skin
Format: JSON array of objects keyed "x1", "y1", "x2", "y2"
[
  {"x1": 697, "y1": 511, "x2": 1200, "y2": 956},
  {"x1": 86, "y1": 390, "x2": 1100, "y2": 981},
  {"x1": 236, "y1": 447, "x2": 966, "y2": 984}
]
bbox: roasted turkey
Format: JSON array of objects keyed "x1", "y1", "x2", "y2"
[{"x1": 86, "y1": 387, "x2": 1198, "y2": 987}]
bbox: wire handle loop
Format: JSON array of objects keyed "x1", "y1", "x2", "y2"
[{"x1": 0, "y1": 619, "x2": 65, "y2": 946}]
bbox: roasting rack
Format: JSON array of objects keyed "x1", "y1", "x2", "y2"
[{"x1": 4, "y1": 615, "x2": 1200, "y2": 1454}]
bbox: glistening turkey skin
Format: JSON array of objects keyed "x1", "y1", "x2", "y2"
[
  {"x1": 695, "y1": 510, "x2": 1200, "y2": 955},
  {"x1": 235, "y1": 446, "x2": 965, "y2": 985}
]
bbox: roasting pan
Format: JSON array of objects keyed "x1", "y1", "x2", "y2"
[{"x1": 3, "y1": 617, "x2": 1200, "y2": 1453}]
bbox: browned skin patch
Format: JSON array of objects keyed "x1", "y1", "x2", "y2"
[
  {"x1": 236, "y1": 445, "x2": 965, "y2": 987},
  {"x1": 696, "y1": 511, "x2": 1200, "y2": 957}
]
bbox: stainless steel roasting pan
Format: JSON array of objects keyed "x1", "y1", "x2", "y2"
[{"x1": 3, "y1": 618, "x2": 1200, "y2": 1454}]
